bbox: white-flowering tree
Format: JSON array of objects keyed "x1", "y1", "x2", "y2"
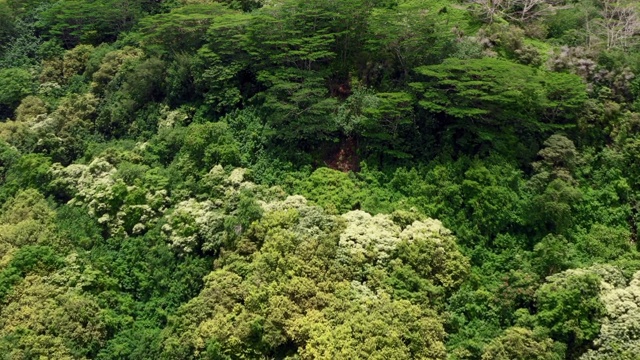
[
  {"x1": 339, "y1": 210, "x2": 401, "y2": 265},
  {"x1": 582, "y1": 270, "x2": 640, "y2": 359},
  {"x1": 162, "y1": 198, "x2": 224, "y2": 253},
  {"x1": 161, "y1": 193, "x2": 455, "y2": 360},
  {"x1": 50, "y1": 157, "x2": 170, "y2": 236},
  {"x1": 162, "y1": 166, "x2": 274, "y2": 254}
]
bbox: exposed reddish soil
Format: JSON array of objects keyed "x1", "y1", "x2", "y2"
[{"x1": 325, "y1": 136, "x2": 359, "y2": 172}]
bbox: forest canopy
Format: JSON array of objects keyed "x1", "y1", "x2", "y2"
[{"x1": 2, "y1": 0, "x2": 640, "y2": 358}]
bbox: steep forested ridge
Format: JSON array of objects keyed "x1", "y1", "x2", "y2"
[{"x1": 1, "y1": 0, "x2": 640, "y2": 358}]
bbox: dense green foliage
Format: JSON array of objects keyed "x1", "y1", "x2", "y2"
[{"x1": 2, "y1": 0, "x2": 640, "y2": 358}]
